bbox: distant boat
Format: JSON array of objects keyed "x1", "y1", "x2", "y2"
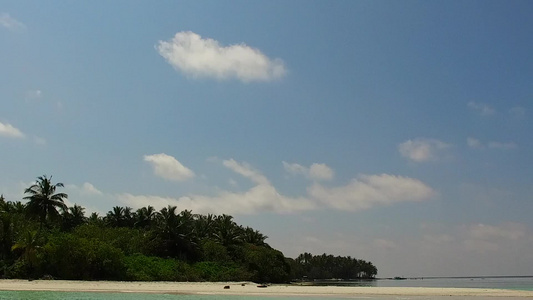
[{"x1": 394, "y1": 277, "x2": 407, "y2": 280}]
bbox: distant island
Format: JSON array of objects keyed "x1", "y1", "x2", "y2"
[{"x1": 0, "y1": 175, "x2": 377, "y2": 283}]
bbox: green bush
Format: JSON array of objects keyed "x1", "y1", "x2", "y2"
[{"x1": 124, "y1": 254, "x2": 199, "y2": 281}]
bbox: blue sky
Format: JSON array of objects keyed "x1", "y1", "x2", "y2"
[{"x1": 1, "y1": 0, "x2": 532, "y2": 277}]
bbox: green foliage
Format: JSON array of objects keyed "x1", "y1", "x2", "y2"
[
  {"x1": 200, "y1": 240, "x2": 231, "y2": 262},
  {"x1": 42, "y1": 233, "x2": 125, "y2": 280},
  {"x1": 193, "y1": 261, "x2": 249, "y2": 281},
  {"x1": 0, "y1": 175, "x2": 378, "y2": 282},
  {"x1": 124, "y1": 254, "x2": 197, "y2": 281},
  {"x1": 291, "y1": 252, "x2": 377, "y2": 280},
  {"x1": 243, "y1": 244, "x2": 291, "y2": 283}
]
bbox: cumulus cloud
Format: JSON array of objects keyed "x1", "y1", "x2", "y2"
[
  {"x1": 81, "y1": 182, "x2": 103, "y2": 195},
  {"x1": 120, "y1": 159, "x2": 316, "y2": 215},
  {"x1": 398, "y1": 138, "x2": 451, "y2": 162},
  {"x1": 468, "y1": 101, "x2": 496, "y2": 116},
  {"x1": 121, "y1": 158, "x2": 434, "y2": 215},
  {"x1": 0, "y1": 13, "x2": 25, "y2": 30},
  {"x1": 308, "y1": 174, "x2": 434, "y2": 211},
  {"x1": 144, "y1": 153, "x2": 195, "y2": 181},
  {"x1": 156, "y1": 31, "x2": 286, "y2": 82},
  {"x1": 283, "y1": 161, "x2": 334, "y2": 181},
  {"x1": 0, "y1": 121, "x2": 25, "y2": 138}
]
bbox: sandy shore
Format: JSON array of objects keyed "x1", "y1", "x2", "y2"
[{"x1": 1, "y1": 280, "x2": 533, "y2": 298}]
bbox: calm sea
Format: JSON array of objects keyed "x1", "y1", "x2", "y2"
[
  {"x1": 0, "y1": 277, "x2": 532, "y2": 300},
  {"x1": 314, "y1": 276, "x2": 533, "y2": 290}
]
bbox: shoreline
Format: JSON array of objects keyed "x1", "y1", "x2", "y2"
[{"x1": 1, "y1": 280, "x2": 533, "y2": 297}]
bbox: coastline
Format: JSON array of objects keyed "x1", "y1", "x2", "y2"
[{"x1": 1, "y1": 280, "x2": 533, "y2": 298}]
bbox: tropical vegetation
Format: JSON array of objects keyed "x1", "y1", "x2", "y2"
[{"x1": 0, "y1": 176, "x2": 377, "y2": 282}]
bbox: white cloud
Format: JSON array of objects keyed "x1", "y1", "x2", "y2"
[
  {"x1": 0, "y1": 13, "x2": 25, "y2": 30},
  {"x1": 468, "y1": 138, "x2": 518, "y2": 150},
  {"x1": 0, "y1": 121, "x2": 25, "y2": 138},
  {"x1": 223, "y1": 159, "x2": 269, "y2": 185},
  {"x1": 81, "y1": 182, "x2": 103, "y2": 195},
  {"x1": 121, "y1": 158, "x2": 316, "y2": 215},
  {"x1": 119, "y1": 182, "x2": 316, "y2": 215},
  {"x1": 398, "y1": 138, "x2": 451, "y2": 162},
  {"x1": 144, "y1": 153, "x2": 195, "y2": 181},
  {"x1": 283, "y1": 161, "x2": 334, "y2": 181},
  {"x1": 467, "y1": 137, "x2": 482, "y2": 149},
  {"x1": 463, "y1": 223, "x2": 527, "y2": 253},
  {"x1": 308, "y1": 174, "x2": 434, "y2": 211},
  {"x1": 468, "y1": 101, "x2": 496, "y2": 116},
  {"x1": 467, "y1": 223, "x2": 525, "y2": 241},
  {"x1": 25, "y1": 90, "x2": 42, "y2": 100},
  {"x1": 488, "y1": 141, "x2": 518, "y2": 150},
  {"x1": 157, "y1": 31, "x2": 286, "y2": 82}
]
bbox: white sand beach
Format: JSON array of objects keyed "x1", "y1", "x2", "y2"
[{"x1": 1, "y1": 280, "x2": 533, "y2": 298}]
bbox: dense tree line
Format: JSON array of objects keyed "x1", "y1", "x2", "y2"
[
  {"x1": 0, "y1": 175, "x2": 377, "y2": 282},
  {"x1": 287, "y1": 253, "x2": 377, "y2": 280}
]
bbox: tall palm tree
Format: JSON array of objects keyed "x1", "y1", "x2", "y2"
[
  {"x1": 134, "y1": 206, "x2": 156, "y2": 229},
  {"x1": 105, "y1": 206, "x2": 126, "y2": 227},
  {"x1": 213, "y1": 214, "x2": 242, "y2": 247},
  {"x1": 23, "y1": 175, "x2": 68, "y2": 227},
  {"x1": 242, "y1": 226, "x2": 269, "y2": 247},
  {"x1": 62, "y1": 204, "x2": 87, "y2": 230}
]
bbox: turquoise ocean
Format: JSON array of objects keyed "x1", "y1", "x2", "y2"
[{"x1": 1, "y1": 277, "x2": 532, "y2": 300}]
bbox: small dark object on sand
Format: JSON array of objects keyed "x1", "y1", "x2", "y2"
[
  {"x1": 241, "y1": 283, "x2": 246, "y2": 286},
  {"x1": 257, "y1": 284, "x2": 268, "y2": 288},
  {"x1": 224, "y1": 285, "x2": 230, "y2": 289}
]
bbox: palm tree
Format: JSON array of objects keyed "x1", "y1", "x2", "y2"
[
  {"x1": 23, "y1": 175, "x2": 68, "y2": 227},
  {"x1": 105, "y1": 206, "x2": 126, "y2": 227},
  {"x1": 134, "y1": 206, "x2": 156, "y2": 229},
  {"x1": 11, "y1": 230, "x2": 43, "y2": 276},
  {"x1": 62, "y1": 204, "x2": 87, "y2": 230},
  {"x1": 194, "y1": 213, "x2": 216, "y2": 240},
  {"x1": 242, "y1": 226, "x2": 269, "y2": 247},
  {"x1": 213, "y1": 214, "x2": 242, "y2": 247}
]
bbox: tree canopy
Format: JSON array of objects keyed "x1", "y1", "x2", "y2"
[{"x1": 0, "y1": 176, "x2": 377, "y2": 282}]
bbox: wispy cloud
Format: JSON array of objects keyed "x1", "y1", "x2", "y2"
[
  {"x1": 468, "y1": 101, "x2": 496, "y2": 116},
  {"x1": 487, "y1": 141, "x2": 518, "y2": 150},
  {"x1": 157, "y1": 31, "x2": 286, "y2": 82},
  {"x1": 121, "y1": 159, "x2": 315, "y2": 215},
  {"x1": 467, "y1": 137, "x2": 517, "y2": 150},
  {"x1": 466, "y1": 137, "x2": 483, "y2": 149},
  {"x1": 308, "y1": 174, "x2": 434, "y2": 212},
  {"x1": 283, "y1": 161, "x2": 334, "y2": 181},
  {"x1": 25, "y1": 89, "x2": 42, "y2": 100},
  {"x1": 144, "y1": 153, "x2": 195, "y2": 181},
  {"x1": 398, "y1": 138, "x2": 451, "y2": 162},
  {"x1": 222, "y1": 159, "x2": 269, "y2": 185},
  {"x1": 0, "y1": 121, "x2": 25, "y2": 138},
  {"x1": 0, "y1": 13, "x2": 25, "y2": 30},
  {"x1": 121, "y1": 158, "x2": 433, "y2": 215}
]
